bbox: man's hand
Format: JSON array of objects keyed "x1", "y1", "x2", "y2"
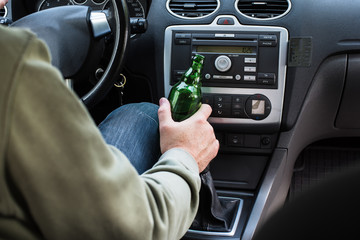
[
  {"x1": 158, "y1": 97, "x2": 219, "y2": 172},
  {"x1": 0, "y1": 0, "x2": 8, "y2": 9}
]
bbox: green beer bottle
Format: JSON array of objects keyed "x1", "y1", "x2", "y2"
[{"x1": 168, "y1": 54, "x2": 205, "y2": 121}]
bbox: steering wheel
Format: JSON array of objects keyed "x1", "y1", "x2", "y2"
[{"x1": 11, "y1": 0, "x2": 129, "y2": 108}]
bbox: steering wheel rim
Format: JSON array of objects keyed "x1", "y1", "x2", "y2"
[{"x1": 10, "y1": 0, "x2": 129, "y2": 109}]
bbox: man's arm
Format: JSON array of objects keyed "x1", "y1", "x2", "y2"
[{"x1": 4, "y1": 28, "x2": 213, "y2": 240}]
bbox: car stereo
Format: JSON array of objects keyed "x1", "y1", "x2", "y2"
[
  {"x1": 171, "y1": 32, "x2": 279, "y2": 89},
  {"x1": 164, "y1": 16, "x2": 288, "y2": 127}
]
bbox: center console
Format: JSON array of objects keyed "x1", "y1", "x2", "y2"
[
  {"x1": 163, "y1": 15, "x2": 288, "y2": 239},
  {"x1": 164, "y1": 15, "x2": 288, "y2": 129}
]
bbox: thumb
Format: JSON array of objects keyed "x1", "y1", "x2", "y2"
[
  {"x1": 190, "y1": 103, "x2": 212, "y2": 120},
  {"x1": 158, "y1": 97, "x2": 174, "y2": 126}
]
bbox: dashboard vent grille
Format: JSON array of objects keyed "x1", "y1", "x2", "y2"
[
  {"x1": 0, "y1": 6, "x2": 7, "y2": 17},
  {"x1": 237, "y1": 0, "x2": 290, "y2": 20},
  {"x1": 167, "y1": 0, "x2": 219, "y2": 19}
]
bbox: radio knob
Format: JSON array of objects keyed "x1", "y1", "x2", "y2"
[{"x1": 215, "y1": 55, "x2": 232, "y2": 72}]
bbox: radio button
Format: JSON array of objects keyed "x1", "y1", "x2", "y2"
[
  {"x1": 175, "y1": 70, "x2": 186, "y2": 76},
  {"x1": 244, "y1": 66, "x2": 257, "y2": 72},
  {"x1": 172, "y1": 70, "x2": 186, "y2": 84},
  {"x1": 244, "y1": 57, "x2": 257, "y2": 64},
  {"x1": 244, "y1": 75, "x2": 256, "y2": 81},
  {"x1": 213, "y1": 75, "x2": 233, "y2": 80},
  {"x1": 235, "y1": 75, "x2": 241, "y2": 81},
  {"x1": 175, "y1": 38, "x2": 190, "y2": 45},
  {"x1": 259, "y1": 35, "x2": 278, "y2": 47},
  {"x1": 215, "y1": 33, "x2": 235, "y2": 38},
  {"x1": 258, "y1": 73, "x2": 275, "y2": 78},
  {"x1": 215, "y1": 55, "x2": 232, "y2": 72},
  {"x1": 259, "y1": 41, "x2": 277, "y2": 47},
  {"x1": 205, "y1": 73, "x2": 211, "y2": 80},
  {"x1": 259, "y1": 35, "x2": 277, "y2": 41},
  {"x1": 175, "y1": 33, "x2": 191, "y2": 38},
  {"x1": 259, "y1": 79, "x2": 275, "y2": 85}
]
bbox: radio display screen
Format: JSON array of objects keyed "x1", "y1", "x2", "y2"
[{"x1": 196, "y1": 46, "x2": 255, "y2": 54}]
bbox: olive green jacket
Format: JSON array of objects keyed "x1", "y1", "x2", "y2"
[{"x1": 0, "y1": 25, "x2": 200, "y2": 240}]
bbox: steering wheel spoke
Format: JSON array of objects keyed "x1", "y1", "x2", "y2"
[{"x1": 90, "y1": 11, "x2": 112, "y2": 38}]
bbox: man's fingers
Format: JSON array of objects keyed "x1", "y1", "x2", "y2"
[{"x1": 158, "y1": 98, "x2": 212, "y2": 126}]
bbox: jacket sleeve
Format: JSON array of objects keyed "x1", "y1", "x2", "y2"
[{"x1": 6, "y1": 30, "x2": 200, "y2": 240}]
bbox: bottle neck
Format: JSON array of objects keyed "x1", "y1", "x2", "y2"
[{"x1": 183, "y1": 62, "x2": 203, "y2": 85}]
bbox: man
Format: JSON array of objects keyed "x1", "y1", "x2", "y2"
[{"x1": 0, "y1": 2, "x2": 219, "y2": 239}]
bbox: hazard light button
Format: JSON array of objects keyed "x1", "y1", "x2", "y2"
[{"x1": 217, "y1": 17, "x2": 235, "y2": 25}]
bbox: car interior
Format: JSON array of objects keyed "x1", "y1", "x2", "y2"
[{"x1": 2, "y1": 0, "x2": 360, "y2": 239}]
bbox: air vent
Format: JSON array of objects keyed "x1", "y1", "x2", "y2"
[
  {"x1": 167, "y1": 0, "x2": 219, "y2": 19},
  {"x1": 0, "y1": 6, "x2": 7, "y2": 17},
  {"x1": 236, "y1": 0, "x2": 291, "y2": 20}
]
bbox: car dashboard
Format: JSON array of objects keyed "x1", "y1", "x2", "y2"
[{"x1": 3, "y1": 0, "x2": 360, "y2": 239}]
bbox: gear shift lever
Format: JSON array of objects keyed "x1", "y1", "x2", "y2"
[{"x1": 190, "y1": 167, "x2": 240, "y2": 232}]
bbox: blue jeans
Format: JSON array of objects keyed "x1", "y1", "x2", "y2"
[{"x1": 98, "y1": 102, "x2": 160, "y2": 174}]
